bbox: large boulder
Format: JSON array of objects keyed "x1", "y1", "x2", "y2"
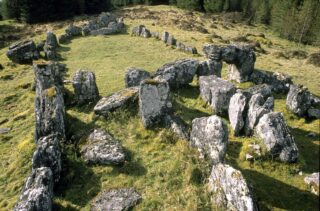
[
  {"x1": 304, "y1": 172, "x2": 319, "y2": 195},
  {"x1": 190, "y1": 115, "x2": 228, "y2": 164},
  {"x1": 228, "y1": 92, "x2": 248, "y2": 136},
  {"x1": 94, "y1": 87, "x2": 139, "y2": 117},
  {"x1": 125, "y1": 67, "x2": 151, "y2": 88},
  {"x1": 81, "y1": 129, "x2": 125, "y2": 165},
  {"x1": 199, "y1": 75, "x2": 236, "y2": 115},
  {"x1": 7, "y1": 40, "x2": 39, "y2": 64},
  {"x1": 255, "y1": 112, "x2": 299, "y2": 163},
  {"x1": 286, "y1": 84, "x2": 312, "y2": 117},
  {"x1": 14, "y1": 167, "x2": 53, "y2": 211},
  {"x1": 197, "y1": 60, "x2": 222, "y2": 77},
  {"x1": 139, "y1": 80, "x2": 172, "y2": 128},
  {"x1": 208, "y1": 163, "x2": 258, "y2": 211},
  {"x1": 72, "y1": 70, "x2": 99, "y2": 103},
  {"x1": 154, "y1": 59, "x2": 200, "y2": 89},
  {"x1": 91, "y1": 188, "x2": 141, "y2": 211},
  {"x1": 32, "y1": 134, "x2": 61, "y2": 183}
]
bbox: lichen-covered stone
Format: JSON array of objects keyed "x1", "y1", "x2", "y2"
[
  {"x1": 94, "y1": 87, "x2": 139, "y2": 116},
  {"x1": 125, "y1": 67, "x2": 151, "y2": 88},
  {"x1": 208, "y1": 163, "x2": 258, "y2": 211},
  {"x1": 91, "y1": 188, "x2": 141, "y2": 211},
  {"x1": 229, "y1": 92, "x2": 247, "y2": 136},
  {"x1": 304, "y1": 172, "x2": 319, "y2": 195},
  {"x1": 161, "y1": 31, "x2": 169, "y2": 43},
  {"x1": 286, "y1": 84, "x2": 312, "y2": 117},
  {"x1": 72, "y1": 70, "x2": 99, "y2": 103},
  {"x1": 190, "y1": 115, "x2": 228, "y2": 164},
  {"x1": 139, "y1": 80, "x2": 172, "y2": 128},
  {"x1": 255, "y1": 112, "x2": 299, "y2": 163},
  {"x1": 14, "y1": 167, "x2": 53, "y2": 211},
  {"x1": 154, "y1": 59, "x2": 200, "y2": 89},
  {"x1": 7, "y1": 40, "x2": 39, "y2": 64},
  {"x1": 197, "y1": 60, "x2": 222, "y2": 77},
  {"x1": 81, "y1": 129, "x2": 125, "y2": 165}
]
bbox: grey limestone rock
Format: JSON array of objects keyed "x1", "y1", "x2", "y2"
[
  {"x1": 125, "y1": 67, "x2": 151, "y2": 88},
  {"x1": 7, "y1": 40, "x2": 39, "y2": 64},
  {"x1": 72, "y1": 70, "x2": 99, "y2": 103},
  {"x1": 228, "y1": 92, "x2": 247, "y2": 136},
  {"x1": 197, "y1": 59, "x2": 222, "y2": 77},
  {"x1": 65, "y1": 24, "x2": 82, "y2": 37},
  {"x1": 286, "y1": 84, "x2": 312, "y2": 117},
  {"x1": 304, "y1": 172, "x2": 319, "y2": 195},
  {"x1": 161, "y1": 31, "x2": 169, "y2": 43}
]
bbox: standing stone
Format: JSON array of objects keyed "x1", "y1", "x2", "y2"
[
  {"x1": 139, "y1": 80, "x2": 172, "y2": 128},
  {"x1": 132, "y1": 25, "x2": 145, "y2": 36},
  {"x1": 286, "y1": 84, "x2": 312, "y2": 117},
  {"x1": 7, "y1": 40, "x2": 39, "y2": 64},
  {"x1": 255, "y1": 112, "x2": 299, "y2": 163},
  {"x1": 58, "y1": 34, "x2": 71, "y2": 44},
  {"x1": 229, "y1": 92, "x2": 248, "y2": 136},
  {"x1": 14, "y1": 167, "x2": 53, "y2": 211},
  {"x1": 46, "y1": 32, "x2": 59, "y2": 49},
  {"x1": 81, "y1": 129, "x2": 125, "y2": 165},
  {"x1": 91, "y1": 188, "x2": 141, "y2": 211},
  {"x1": 32, "y1": 134, "x2": 61, "y2": 182},
  {"x1": 166, "y1": 34, "x2": 176, "y2": 46},
  {"x1": 176, "y1": 42, "x2": 186, "y2": 51},
  {"x1": 190, "y1": 115, "x2": 228, "y2": 164},
  {"x1": 199, "y1": 75, "x2": 236, "y2": 115},
  {"x1": 162, "y1": 31, "x2": 169, "y2": 43},
  {"x1": 154, "y1": 59, "x2": 200, "y2": 89},
  {"x1": 125, "y1": 67, "x2": 151, "y2": 88},
  {"x1": 140, "y1": 27, "x2": 151, "y2": 38},
  {"x1": 72, "y1": 70, "x2": 99, "y2": 103},
  {"x1": 208, "y1": 163, "x2": 258, "y2": 211},
  {"x1": 197, "y1": 60, "x2": 222, "y2": 77},
  {"x1": 304, "y1": 172, "x2": 319, "y2": 195}
]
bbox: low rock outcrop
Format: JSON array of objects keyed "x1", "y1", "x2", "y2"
[
  {"x1": 7, "y1": 40, "x2": 39, "y2": 64},
  {"x1": 14, "y1": 167, "x2": 54, "y2": 211},
  {"x1": 91, "y1": 188, "x2": 141, "y2": 211},
  {"x1": 81, "y1": 129, "x2": 125, "y2": 165},
  {"x1": 199, "y1": 75, "x2": 236, "y2": 115},
  {"x1": 208, "y1": 163, "x2": 258, "y2": 211},
  {"x1": 72, "y1": 70, "x2": 99, "y2": 103},
  {"x1": 94, "y1": 87, "x2": 139, "y2": 117},
  {"x1": 255, "y1": 112, "x2": 299, "y2": 163},
  {"x1": 154, "y1": 59, "x2": 200, "y2": 89},
  {"x1": 304, "y1": 172, "x2": 319, "y2": 195},
  {"x1": 125, "y1": 67, "x2": 151, "y2": 88},
  {"x1": 190, "y1": 115, "x2": 228, "y2": 164},
  {"x1": 139, "y1": 80, "x2": 172, "y2": 128}
]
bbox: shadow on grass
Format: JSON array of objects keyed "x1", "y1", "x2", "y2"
[{"x1": 242, "y1": 169, "x2": 319, "y2": 211}]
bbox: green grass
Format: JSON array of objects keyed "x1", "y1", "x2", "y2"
[{"x1": 0, "y1": 5, "x2": 319, "y2": 211}]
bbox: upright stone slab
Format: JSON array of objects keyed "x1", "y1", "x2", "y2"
[
  {"x1": 162, "y1": 31, "x2": 169, "y2": 43},
  {"x1": 208, "y1": 163, "x2": 258, "y2": 211},
  {"x1": 154, "y1": 59, "x2": 200, "y2": 89},
  {"x1": 125, "y1": 67, "x2": 151, "y2": 88},
  {"x1": 7, "y1": 40, "x2": 39, "y2": 64},
  {"x1": 190, "y1": 115, "x2": 228, "y2": 164},
  {"x1": 197, "y1": 60, "x2": 222, "y2": 77},
  {"x1": 14, "y1": 167, "x2": 53, "y2": 211},
  {"x1": 255, "y1": 112, "x2": 299, "y2": 163},
  {"x1": 72, "y1": 70, "x2": 99, "y2": 103},
  {"x1": 286, "y1": 84, "x2": 312, "y2": 117},
  {"x1": 139, "y1": 80, "x2": 172, "y2": 128},
  {"x1": 229, "y1": 91, "x2": 248, "y2": 136},
  {"x1": 45, "y1": 32, "x2": 59, "y2": 49}
]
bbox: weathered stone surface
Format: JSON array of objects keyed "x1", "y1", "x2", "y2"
[
  {"x1": 14, "y1": 167, "x2": 53, "y2": 211},
  {"x1": 250, "y1": 70, "x2": 292, "y2": 93},
  {"x1": 208, "y1": 163, "x2": 258, "y2": 211},
  {"x1": 81, "y1": 129, "x2": 125, "y2": 165},
  {"x1": 229, "y1": 92, "x2": 247, "y2": 136},
  {"x1": 132, "y1": 25, "x2": 145, "y2": 36},
  {"x1": 161, "y1": 31, "x2": 169, "y2": 43},
  {"x1": 190, "y1": 115, "x2": 228, "y2": 164},
  {"x1": 140, "y1": 27, "x2": 151, "y2": 38},
  {"x1": 154, "y1": 59, "x2": 200, "y2": 89},
  {"x1": 286, "y1": 84, "x2": 312, "y2": 117},
  {"x1": 36, "y1": 40, "x2": 45, "y2": 52},
  {"x1": 58, "y1": 34, "x2": 71, "y2": 44},
  {"x1": 199, "y1": 75, "x2": 236, "y2": 115},
  {"x1": 304, "y1": 172, "x2": 319, "y2": 195},
  {"x1": 255, "y1": 112, "x2": 299, "y2": 163},
  {"x1": 308, "y1": 108, "x2": 320, "y2": 119},
  {"x1": 203, "y1": 44, "x2": 222, "y2": 60},
  {"x1": 245, "y1": 93, "x2": 274, "y2": 136},
  {"x1": 197, "y1": 60, "x2": 222, "y2": 77},
  {"x1": 245, "y1": 84, "x2": 272, "y2": 98},
  {"x1": 94, "y1": 87, "x2": 139, "y2": 116},
  {"x1": 185, "y1": 46, "x2": 198, "y2": 54},
  {"x1": 166, "y1": 34, "x2": 176, "y2": 45},
  {"x1": 139, "y1": 80, "x2": 172, "y2": 128},
  {"x1": 125, "y1": 67, "x2": 151, "y2": 88},
  {"x1": 91, "y1": 188, "x2": 141, "y2": 211},
  {"x1": 65, "y1": 24, "x2": 82, "y2": 37},
  {"x1": 32, "y1": 134, "x2": 61, "y2": 182},
  {"x1": 164, "y1": 115, "x2": 189, "y2": 141},
  {"x1": 34, "y1": 63, "x2": 66, "y2": 140},
  {"x1": 98, "y1": 12, "x2": 117, "y2": 27},
  {"x1": 45, "y1": 32, "x2": 58, "y2": 49},
  {"x1": 7, "y1": 40, "x2": 39, "y2": 64},
  {"x1": 73, "y1": 70, "x2": 99, "y2": 103}
]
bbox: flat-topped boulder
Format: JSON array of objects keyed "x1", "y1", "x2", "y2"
[
  {"x1": 125, "y1": 67, "x2": 151, "y2": 88},
  {"x1": 91, "y1": 188, "x2": 141, "y2": 211},
  {"x1": 208, "y1": 163, "x2": 258, "y2": 211},
  {"x1": 304, "y1": 172, "x2": 319, "y2": 195},
  {"x1": 190, "y1": 115, "x2": 228, "y2": 164},
  {"x1": 32, "y1": 134, "x2": 61, "y2": 183},
  {"x1": 94, "y1": 87, "x2": 139, "y2": 117},
  {"x1": 14, "y1": 167, "x2": 53, "y2": 211},
  {"x1": 197, "y1": 60, "x2": 222, "y2": 77},
  {"x1": 139, "y1": 80, "x2": 172, "y2": 128},
  {"x1": 7, "y1": 40, "x2": 39, "y2": 64},
  {"x1": 199, "y1": 75, "x2": 236, "y2": 115},
  {"x1": 286, "y1": 84, "x2": 312, "y2": 117},
  {"x1": 154, "y1": 59, "x2": 200, "y2": 89},
  {"x1": 81, "y1": 129, "x2": 125, "y2": 165},
  {"x1": 255, "y1": 112, "x2": 299, "y2": 163},
  {"x1": 72, "y1": 70, "x2": 99, "y2": 103}
]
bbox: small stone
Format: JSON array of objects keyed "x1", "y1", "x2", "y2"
[
  {"x1": 304, "y1": 172, "x2": 319, "y2": 195},
  {"x1": 0, "y1": 128, "x2": 11, "y2": 134},
  {"x1": 161, "y1": 31, "x2": 169, "y2": 43},
  {"x1": 306, "y1": 132, "x2": 317, "y2": 138},
  {"x1": 245, "y1": 153, "x2": 254, "y2": 161}
]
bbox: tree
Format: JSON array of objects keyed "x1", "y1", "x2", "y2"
[
  {"x1": 176, "y1": 0, "x2": 202, "y2": 11},
  {"x1": 2, "y1": 0, "x2": 21, "y2": 20},
  {"x1": 204, "y1": 0, "x2": 225, "y2": 13}
]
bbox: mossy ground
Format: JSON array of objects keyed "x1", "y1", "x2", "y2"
[{"x1": 0, "y1": 5, "x2": 319, "y2": 211}]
